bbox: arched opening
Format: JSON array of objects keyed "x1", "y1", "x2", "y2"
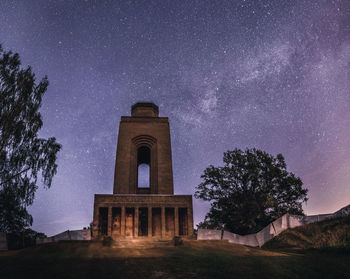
[{"x1": 137, "y1": 146, "x2": 150, "y2": 188}]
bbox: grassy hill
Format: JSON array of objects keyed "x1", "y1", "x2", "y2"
[
  {"x1": 1, "y1": 235, "x2": 350, "y2": 279},
  {"x1": 263, "y1": 215, "x2": 350, "y2": 251}
]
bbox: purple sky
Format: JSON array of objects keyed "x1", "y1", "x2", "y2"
[{"x1": 1, "y1": 1, "x2": 349, "y2": 236}]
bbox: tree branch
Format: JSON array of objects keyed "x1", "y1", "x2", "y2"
[{"x1": 0, "y1": 167, "x2": 30, "y2": 186}]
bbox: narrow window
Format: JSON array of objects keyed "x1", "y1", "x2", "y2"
[
  {"x1": 179, "y1": 208, "x2": 188, "y2": 236},
  {"x1": 152, "y1": 208, "x2": 161, "y2": 236},
  {"x1": 137, "y1": 146, "x2": 150, "y2": 188},
  {"x1": 112, "y1": 207, "x2": 121, "y2": 235},
  {"x1": 98, "y1": 207, "x2": 108, "y2": 236},
  {"x1": 138, "y1": 208, "x2": 148, "y2": 236},
  {"x1": 165, "y1": 208, "x2": 175, "y2": 237}
]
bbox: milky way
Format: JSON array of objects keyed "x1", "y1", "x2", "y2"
[{"x1": 0, "y1": 0, "x2": 349, "y2": 236}]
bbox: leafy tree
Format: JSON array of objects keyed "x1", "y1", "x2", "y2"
[
  {"x1": 195, "y1": 148, "x2": 308, "y2": 235},
  {"x1": 6, "y1": 228, "x2": 46, "y2": 249},
  {"x1": 0, "y1": 45, "x2": 61, "y2": 233}
]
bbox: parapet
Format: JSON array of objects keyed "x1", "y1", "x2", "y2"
[{"x1": 131, "y1": 102, "x2": 159, "y2": 117}]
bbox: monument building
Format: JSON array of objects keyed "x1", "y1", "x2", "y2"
[{"x1": 93, "y1": 103, "x2": 194, "y2": 239}]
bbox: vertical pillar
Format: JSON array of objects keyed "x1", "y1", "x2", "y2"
[
  {"x1": 121, "y1": 206, "x2": 125, "y2": 236},
  {"x1": 134, "y1": 206, "x2": 139, "y2": 237},
  {"x1": 174, "y1": 207, "x2": 179, "y2": 236},
  {"x1": 93, "y1": 205, "x2": 99, "y2": 239},
  {"x1": 161, "y1": 206, "x2": 166, "y2": 238},
  {"x1": 107, "y1": 206, "x2": 112, "y2": 236},
  {"x1": 148, "y1": 206, "x2": 152, "y2": 238},
  {"x1": 188, "y1": 206, "x2": 194, "y2": 237}
]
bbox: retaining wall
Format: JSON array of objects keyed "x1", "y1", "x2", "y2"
[
  {"x1": 198, "y1": 204, "x2": 350, "y2": 247},
  {"x1": 36, "y1": 229, "x2": 91, "y2": 244},
  {"x1": 197, "y1": 229, "x2": 222, "y2": 240}
]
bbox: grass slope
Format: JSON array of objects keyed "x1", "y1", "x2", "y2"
[
  {"x1": 1, "y1": 238, "x2": 350, "y2": 279},
  {"x1": 263, "y1": 215, "x2": 350, "y2": 251}
]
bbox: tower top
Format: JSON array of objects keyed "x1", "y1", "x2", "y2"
[{"x1": 131, "y1": 102, "x2": 159, "y2": 117}]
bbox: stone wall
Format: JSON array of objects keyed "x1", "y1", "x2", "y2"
[
  {"x1": 198, "y1": 204, "x2": 350, "y2": 247},
  {"x1": 197, "y1": 229, "x2": 222, "y2": 240},
  {"x1": 333, "y1": 204, "x2": 350, "y2": 217},
  {"x1": 93, "y1": 194, "x2": 194, "y2": 239},
  {"x1": 36, "y1": 229, "x2": 91, "y2": 244},
  {"x1": 114, "y1": 116, "x2": 174, "y2": 195}
]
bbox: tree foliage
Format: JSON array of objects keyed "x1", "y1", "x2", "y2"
[
  {"x1": 195, "y1": 148, "x2": 308, "y2": 235},
  {"x1": 0, "y1": 45, "x2": 61, "y2": 233}
]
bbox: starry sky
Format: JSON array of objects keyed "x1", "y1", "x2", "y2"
[{"x1": 0, "y1": 0, "x2": 349, "y2": 236}]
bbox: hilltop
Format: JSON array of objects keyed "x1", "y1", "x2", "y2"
[
  {"x1": 263, "y1": 215, "x2": 350, "y2": 251},
  {"x1": 1, "y1": 235, "x2": 350, "y2": 279}
]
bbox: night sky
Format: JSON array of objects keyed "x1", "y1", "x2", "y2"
[{"x1": 1, "y1": 1, "x2": 349, "y2": 236}]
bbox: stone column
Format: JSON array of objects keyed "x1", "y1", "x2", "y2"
[
  {"x1": 174, "y1": 207, "x2": 179, "y2": 236},
  {"x1": 161, "y1": 206, "x2": 166, "y2": 239},
  {"x1": 148, "y1": 206, "x2": 152, "y2": 238},
  {"x1": 134, "y1": 206, "x2": 139, "y2": 237},
  {"x1": 188, "y1": 206, "x2": 194, "y2": 237},
  {"x1": 108, "y1": 206, "x2": 112, "y2": 237},
  {"x1": 121, "y1": 206, "x2": 125, "y2": 236},
  {"x1": 93, "y1": 205, "x2": 99, "y2": 239}
]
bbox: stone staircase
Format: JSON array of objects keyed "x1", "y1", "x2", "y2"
[{"x1": 109, "y1": 238, "x2": 175, "y2": 249}]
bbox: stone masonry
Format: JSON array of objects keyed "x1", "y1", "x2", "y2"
[{"x1": 93, "y1": 103, "x2": 194, "y2": 239}]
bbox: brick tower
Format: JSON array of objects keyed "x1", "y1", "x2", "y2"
[{"x1": 93, "y1": 103, "x2": 194, "y2": 239}]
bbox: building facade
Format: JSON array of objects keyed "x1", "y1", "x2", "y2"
[{"x1": 93, "y1": 103, "x2": 194, "y2": 239}]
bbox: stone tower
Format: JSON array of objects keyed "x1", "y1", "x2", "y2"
[
  {"x1": 113, "y1": 102, "x2": 174, "y2": 195},
  {"x1": 93, "y1": 103, "x2": 194, "y2": 239}
]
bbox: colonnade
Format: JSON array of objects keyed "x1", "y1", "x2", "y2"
[{"x1": 97, "y1": 205, "x2": 190, "y2": 238}]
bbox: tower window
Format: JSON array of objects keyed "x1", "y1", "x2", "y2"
[{"x1": 137, "y1": 146, "x2": 150, "y2": 188}]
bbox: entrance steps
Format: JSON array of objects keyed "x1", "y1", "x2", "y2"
[{"x1": 109, "y1": 238, "x2": 175, "y2": 249}]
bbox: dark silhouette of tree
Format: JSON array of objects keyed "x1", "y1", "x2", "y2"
[
  {"x1": 0, "y1": 45, "x2": 61, "y2": 233},
  {"x1": 195, "y1": 148, "x2": 308, "y2": 235}
]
